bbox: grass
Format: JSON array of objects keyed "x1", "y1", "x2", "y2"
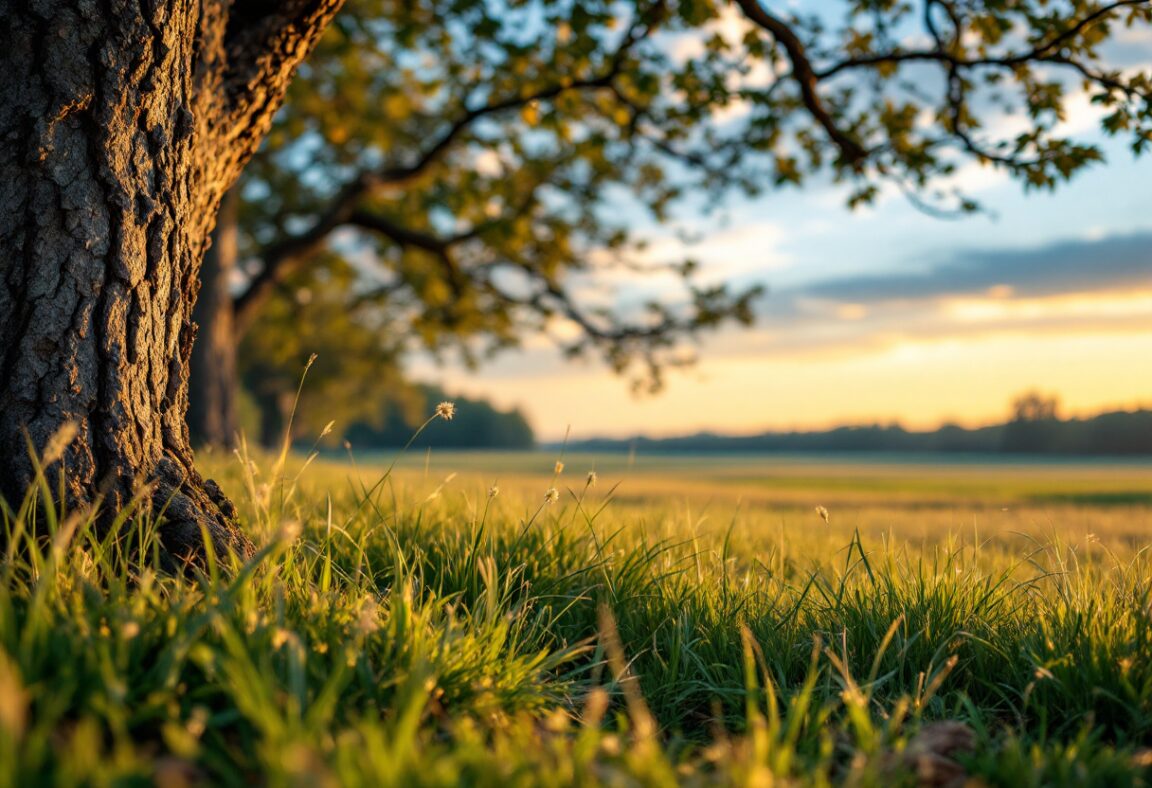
[{"x1": 3, "y1": 436, "x2": 1152, "y2": 785}]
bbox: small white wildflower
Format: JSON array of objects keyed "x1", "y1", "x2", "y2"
[
  {"x1": 554, "y1": 461, "x2": 565, "y2": 474},
  {"x1": 815, "y1": 506, "x2": 829, "y2": 524},
  {"x1": 277, "y1": 519, "x2": 303, "y2": 544},
  {"x1": 357, "y1": 597, "x2": 380, "y2": 635},
  {"x1": 544, "y1": 487, "x2": 560, "y2": 504},
  {"x1": 488, "y1": 484, "x2": 500, "y2": 499},
  {"x1": 271, "y1": 628, "x2": 293, "y2": 650},
  {"x1": 187, "y1": 706, "x2": 209, "y2": 738},
  {"x1": 586, "y1": 471, "x2": 598, "y2": 487},
  {"x1": 435, "y1": 401, "x2": 456, "y2": 421}
]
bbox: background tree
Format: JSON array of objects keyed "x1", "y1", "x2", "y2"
[
  {"x1": 1003, "y1": 389, "x2": 1063, "y2": 452},
  {"x1": 236, "y1": 253, "x2": 418, "y2": 449},
  {"x1": 1012, "y1": 391, "x2": 1062, "y2": 423},
  {"x1": 192, "y1": 0, "x2": 1152, "y2": 450},
  {"x1": 234, "y1": 259, "x2": 535, "y2": 451}
]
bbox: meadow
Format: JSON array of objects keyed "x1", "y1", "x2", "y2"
[{"x1": 3, "y1": 439, "x2": 1152, "y2": 786}]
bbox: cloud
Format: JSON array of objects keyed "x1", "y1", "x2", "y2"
[
  {"x1": 412, "y1": 230, "x2": 1152, "y2": 412},
  {"x1": 799, "y1": 230, "x2": 1152, "y2": 304}
]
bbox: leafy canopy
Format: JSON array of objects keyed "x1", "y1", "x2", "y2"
[{"x1": 233, "y1": 0, "x2": 1152, "y2": 392}]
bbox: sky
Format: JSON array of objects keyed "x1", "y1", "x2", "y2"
[{"x1": 411, "y1": 12, "x2": 1152, "y2": 442}]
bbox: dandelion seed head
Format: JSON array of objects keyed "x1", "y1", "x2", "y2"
[
  {"x1": 277, "y1": 519, "x2": 303, "y2": 544},
  {"x1": 271, "y1": 628, "x2": 293, "y2": 650},
  {"x1": 357, "y1": 598, "x2": 380, "y2": 635},
  {"x1": 435, "y1": 401, "x2": 456, "y2": 421},
  {"x1": 544, "y1": 487, "x2": 560, "y2": 504},
  {"x1": 42, "y1": 421, "x2": 79, "y2": 465},
  {"x1": 187, "y1": 706, "x2": 209, "y2": 738}
]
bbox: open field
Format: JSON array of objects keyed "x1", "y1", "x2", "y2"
[
  {"x1": 4, "y1": 448, "x2": 1152, "y2": 785},
  {"x1": 372, "y1": 450, "x2": 1152, "y2": 569}
]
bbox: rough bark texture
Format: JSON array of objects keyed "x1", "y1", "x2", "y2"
[
  {"x1": 189, "y1": 189, "x2": 239, "y2": 450},
  {"x1": 0, "y1": 0, "x2": 343, "y2": 567}
]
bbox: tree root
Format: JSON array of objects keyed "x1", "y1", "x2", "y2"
[{"x1": 152, "y1": 456, "x2": 254, "y2": 573}]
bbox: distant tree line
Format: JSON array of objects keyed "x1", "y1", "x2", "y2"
[
  {"x1": 564, "y1": 395, "x2": 1152, "y2": 457},
  {"x1": 342, "y1": 386, "x2": 534, "y2": 451}
]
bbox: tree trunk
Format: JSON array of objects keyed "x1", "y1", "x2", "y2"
[
  {"x1": 256, "y1": 391, "x2": 296, "y2": 452},
  {"x1": 189, "y1": 189, "x2": 240, "y2": 451},
  {"x1": 0, "y1": 0, "x2": 343, "y2": 567}
]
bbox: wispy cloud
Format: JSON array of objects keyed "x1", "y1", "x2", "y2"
[{"x1": 799, "y1": 230, "x2": 1152, "y2": 304}]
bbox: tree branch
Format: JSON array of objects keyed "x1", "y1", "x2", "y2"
[
  {"x1": 213, "y1": 0, "x2": 346, "y2": 177},
  {"x1": 233, "y1": 12, "x2": 663, "y2": 325},
  {"x1": 346, "y1": 210, "x2": 448, "y2": 254},
  {"x1": 816, "y1": 0, "x2": 1148, "y2": 78},
  {"x1": 733, "y1": 0, "x2": 868, "y2": 167}
]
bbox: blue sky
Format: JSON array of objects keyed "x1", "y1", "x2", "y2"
[{"x1": 411, "y1": 9, "x2": 1152, "y2": 441}]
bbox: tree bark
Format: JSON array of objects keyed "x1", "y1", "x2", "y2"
[
  {"x1": 0, "y1": 0, "x2": 343, "y2": 567},
  {"x1": 189, "y1": 189, "x2": 240, "y2": 451}
]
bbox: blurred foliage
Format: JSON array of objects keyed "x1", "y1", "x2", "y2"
[
  {"x1": 237, "y1": 265, "x2": 533, "y2": 448},
  {"x1": 346, "y1": 384, "x2": 535, "y2": 450},
  {"x1": 232, "y1": 0, "x2": 1152, "y2": 392},
  {"x1": 238, "y1": 254, "x2": 418, "y2": 446}
]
